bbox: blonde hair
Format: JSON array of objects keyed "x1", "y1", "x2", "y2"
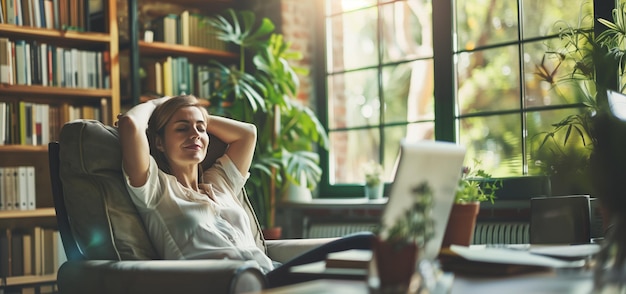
[{"x1": 146, "y1": 95, "x2": 210, "y2": 175}]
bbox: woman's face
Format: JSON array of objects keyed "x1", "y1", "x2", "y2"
[{"x1": 157, "y1": 106, "x2": 209, "y2": 168}]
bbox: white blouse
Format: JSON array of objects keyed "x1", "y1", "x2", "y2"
[{"x1": 123, "y1": 155, "x2": 274, "y2": 273}]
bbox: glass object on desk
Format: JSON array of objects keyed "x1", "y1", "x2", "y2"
[{"x1": 593, "y1": 217, "x2": 626, "y2": 293}]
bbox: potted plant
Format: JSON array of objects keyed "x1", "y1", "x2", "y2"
[
  {"x1": 203, "y1": 9, "x2": 329, "y2": 238},
  {"x1": 442, "y1": 162, "x2": 501, "y2": 248},
  {"x1": 363, "y1": 160, "x2": 384, "y2": 199},
  {"x1": 532, "y1": 3, "x2": 624, "y2": 195},
  {"x1": 374, "y1": 181, "x2": 435, "y2": 292}
]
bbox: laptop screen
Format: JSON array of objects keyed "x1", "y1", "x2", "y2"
[{"x1": 380, "y1": 140, "x2": 466, "y2": 260}]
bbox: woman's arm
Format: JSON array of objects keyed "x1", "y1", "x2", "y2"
[
  {"x1": 205, "y1": 116, "x2": 257, "y2": 176},
  {"x1": 118, "y1": 97, "x2": 170, "y2": 187}
]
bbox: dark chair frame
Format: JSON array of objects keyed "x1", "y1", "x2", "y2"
[{"x1": 48, "y1": 141, "x2": 86, "y2": 261}]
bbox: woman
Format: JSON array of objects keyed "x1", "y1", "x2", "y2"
[{"x1": 118, "y1": 95, "x2": 372, "y2": 287}]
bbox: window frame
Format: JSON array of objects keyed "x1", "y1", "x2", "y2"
[{"x1": 313, "y1": 0, "x2": 615, "y2": 198}]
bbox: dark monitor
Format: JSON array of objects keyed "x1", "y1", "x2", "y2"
[{"x1": 530, "y1": 195, "x2": 591, "y2": 244}]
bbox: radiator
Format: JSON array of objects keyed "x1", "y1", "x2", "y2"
[
  {"x1": 305, "y1": 222, "x2": 529, "y2": 244},
  {"x1": 472, "y1": 222, "x2": 530, "y2": 244},
  {"x1": 306, "y1": 223, "x2": 379, "y2": 239}
]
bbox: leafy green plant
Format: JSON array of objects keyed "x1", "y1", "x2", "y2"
[
  {"x1": 533, "y1": 3, "x2": 626, "y2": 193},
  {"x1": 455, "y1": 161, "x2": 501, "y2": 204},
  {"x1": 364, "y1": 160, "x2": 384, "y2": 187},
  {"x1": 204, "y1": 9, "x2": 329, "y2": 229}
]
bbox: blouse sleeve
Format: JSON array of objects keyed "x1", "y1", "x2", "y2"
[
  {"x1": 123, "y1": 156, "x2": 164, "y2": 208},
  {"x1": 202, "y1": 154, "x2": 249, "y2": 199}
]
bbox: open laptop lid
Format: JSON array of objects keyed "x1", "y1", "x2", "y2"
[{"x1": 380, "y1": 140, "x2": 466, "y2": 260}]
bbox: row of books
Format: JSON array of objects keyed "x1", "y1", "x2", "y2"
[
  {"x1": 0, "y1": 227, "x2": 66, "y2": 278},
  {"x1": 0, "y1": 100, "x2": 106, "y2": 146},
  {"x1": 142, "y1": 56, "x2": 218, "y2": 99},
  {"x1": 0, "y1": 37, "x2": 111, "y2": 89},
  {"x1": 0, "y1": 0, "x2": 105, "y2": 32},
  {"x1": 0, "y1": 166, "x2": 36, "y2": 211},
  {"x1": 150, "y1": 10, "x2": 228, "y2": 51}
]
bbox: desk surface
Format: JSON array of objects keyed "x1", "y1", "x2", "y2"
[{"x1": 254, "y1": 270, "x2": 593, "y2": 294}]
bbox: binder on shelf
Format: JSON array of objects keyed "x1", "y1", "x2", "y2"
[
  {"x1": 4, "y1": 167, "x2": 16, "y2": 211},
  {"x1": 26, "y1": 166, "x2": 36, "y2": 210},
  {"x1": 17, "y1": 166, "x2": 28, "y2": 210},
  {"x1": 0, "y1": 167, "x2": 4, "y2": 210}
]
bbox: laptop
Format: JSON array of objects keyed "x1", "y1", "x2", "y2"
[{"x1": 379, "y1": 140, "x2": 466, "y2": 260}]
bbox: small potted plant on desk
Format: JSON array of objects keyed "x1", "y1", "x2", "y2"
[
  {"x1": 374, "y1": 182, "x2": 435, "y2": 292},
  {"x1": 442, "y1": 162, "x2": 501, "y2": 248},
  {"x1": 364, "y1": 160, "x2": 385, "y2": 200}
]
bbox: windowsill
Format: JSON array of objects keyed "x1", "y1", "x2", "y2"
[{"x1": 279, "y1": 197, "x2": 388, "y2": 208}]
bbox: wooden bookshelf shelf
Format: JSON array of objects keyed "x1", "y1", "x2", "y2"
[
  {"x1": 138, "y1": 41, "x2": 237, "y2": 62},
  {"x1": 5, "y1": 274, "x2": 57, "y2": 286},
  {"x1": 0, "y1": 24, "x2": 112, "y2": 44},
  {"x1": 0, "y1": 84, "x2": 113, "y2": 98},
  {"x1": 0, "y1": 145, "x2": 48, "y2": 152},
  {"x1": 0, "y1": 208, "x2": 56, "y2": 220}
]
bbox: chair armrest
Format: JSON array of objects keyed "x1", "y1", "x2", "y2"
[
  {"x1": 266, "y1": 238, "x2": 337, "y2": 263},
  {"x1": 57, "y1": 259, "x2": 267, "y2": 294}
]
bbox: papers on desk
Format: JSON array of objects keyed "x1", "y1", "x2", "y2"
[
  {"x1": 450, "y1": 245, "x2": 586, "y2": 268},
  {"x1": 441, "y1": 244, "x2": 596, "y2": 276},
  {"x1": 529, "y1": 244, "x2": 600, "y2": 260}
]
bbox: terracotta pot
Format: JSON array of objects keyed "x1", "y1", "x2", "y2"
[
  {"x1": 372, "y1": 237, "x2": 418, "y2": 290},
  {"x1": 262, "y1": 227, "x2": 282, "y2": 240},
  {"x1": 441, "y1": 202, "x2": 480, "y2": 248}
]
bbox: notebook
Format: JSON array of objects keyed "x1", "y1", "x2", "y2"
[{"x1": 379, "y1": 140, "x2": 466, "y2": 260}]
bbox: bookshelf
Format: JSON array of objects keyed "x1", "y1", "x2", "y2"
[
  {"x1": 122, "y1": 0, "x2": 242, "y2": 106},
  {"x1": 0, "y1": 0, "x2": 120, "y2": 290}
]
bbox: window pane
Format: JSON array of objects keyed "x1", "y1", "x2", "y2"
[
  {"x1": 326, "y1": 7, "x2": 378, "y2": 72},
  {"x1": 456, "y1": 46, "x2": 521, "y2": 115},
  {"x1": 381, "y1": 0, "x2": 433, "y2": 63},
  {"x1": 382, "y1": 60, "x2": 434, "y2": 124},
  {"x1": 458, "y1": 114, "x2": 522, "y2": 176},
  {"x1": 526, "y1": 108, "x2": 590, "y2": 176},
  {"x1": 328, "y1": 69, "x2": 379, "y2": 129},
  {"x1": 329, "y1": 129, "x2": 380, "y2": 184},
  {"x1": 524, "y1": 40, "x2": 591, "y2": 107},
  {"x1": 522, "y1": 0, "x2": 593, "y2": 39},
  {"x1": 455, "y1": 0, "x2": 519, "y2": 50},
  {"x1": 325, "y1": 0, "x2": 377, "y2": 15},
  {"x1": 383, "y1": 123, "x2": 435, "y2": 181}
]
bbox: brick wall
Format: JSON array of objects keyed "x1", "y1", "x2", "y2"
[{"x1": 279, "y1": 0, "x2": 314, "y2": 108}]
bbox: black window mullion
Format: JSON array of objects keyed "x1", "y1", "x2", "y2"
[{"x1": 433, "y1": 0, "x2": 456, "y2": 142}]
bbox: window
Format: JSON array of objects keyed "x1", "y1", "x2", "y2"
[{"x1": 316, "y1": 0, "x2": 609, "y2": 197}]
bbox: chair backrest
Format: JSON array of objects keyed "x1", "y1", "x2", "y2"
[{"x1": 49, "y1": 119, "x2": 266, "y2": 261}]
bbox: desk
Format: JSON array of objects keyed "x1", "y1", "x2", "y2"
[{"x1": 255, "y1": 271, "x2": 593, "y2": 294}]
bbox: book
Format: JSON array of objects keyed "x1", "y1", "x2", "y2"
[
  {"x1": 31, "y1": 226, "x2": 42, "y2": 275},
  {"x1": 325, "y1": 249, "x2": 372, "y2": 269},
  {"x1": 0, "y1": 229, "x2": 9, "y2": 277},
  {"x1": 22, "y1": 233, "x2": 32, "y2": 275},
  {"x1": 4, "y1": 166, "x2": 16, "y2": 210},
  {"x1": 0, "y1": 167, "x2": 4, "y2": 210},
  {"x1": 11, "y1": 232, "x2": 24, "y2": 276},
  {"x1": 26, "y1": 166, "x2": 36, "y2": 210},
  {"x1": 17, "y1": 166, "x2": 28, "y2": 210}
]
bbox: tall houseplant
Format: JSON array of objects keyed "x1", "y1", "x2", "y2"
[
  {"x1": 533, "y1": 4, "x2": 623, "y2": 195},
  {"x1": 203, "y1": 9, "x2": 329, "y2": 233}
]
